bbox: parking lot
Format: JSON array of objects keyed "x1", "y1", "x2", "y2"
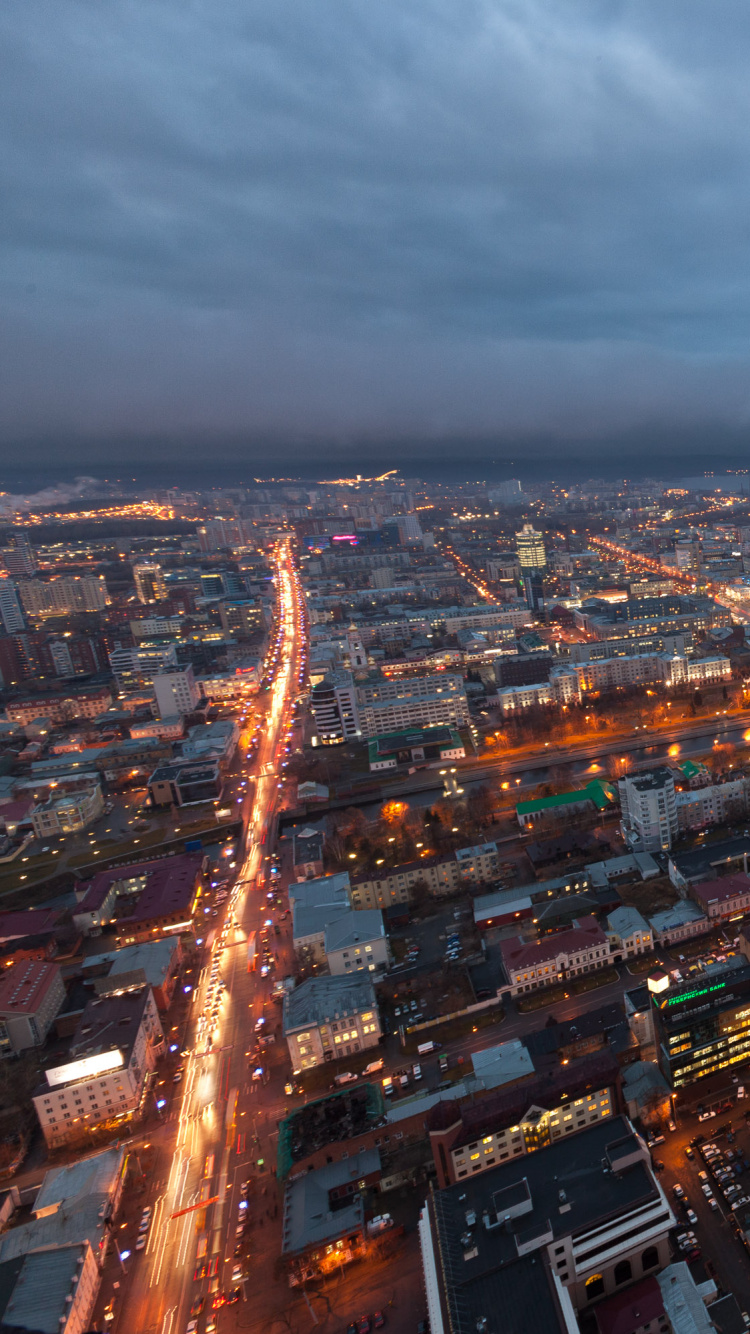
[{"x1": 651, "y1": 1103, "x2": 750, "y2": 1314}]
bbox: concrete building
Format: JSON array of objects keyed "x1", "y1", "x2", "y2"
[
  {"x1": 281, "y1": 1149, "x2": 381, "y2": 1274},
  {"x1": 310, "y1": 670, "x2": 361, "y2": 743},
  {"x1": 283, "y1": 975, "x2": 382, "y2": 1073},
  {"x1": 108, "y1": 642, "x2": 178, "y2": 693},
  {"x1": 0, "y1": 960, "x2": 65, "y2": 1055},
  {"x1": 688, "y1": 871, "x2": 750, "y2": 923},
  {"x1": 33, "y1": 988, "x2": 164, "y2": 1148},
  {"x1": 324, "y1": 910, "x2": 389, "y2": 976},
  {"x1": 419, "y1": 1116, "x2": 674, "y2": 1332},
  {"x1": 133, "y1": 562, "x2": 167, "y2": 604},
  {"x1": 71, "y1": 853, "x2": 203, "y2": 943},
  {"x1": 0, "y1": 580, "x2": 25, "y2": 634},
  {"x1": 661, "y1": 652, "x2": 731, "y2": 687},
  {"x1": 357, "y1": 673, "x2": 469, "y2": 738},
  {"x1": 676, "y1": 775, "x2": 748, "y2": 831},
  {"x1": 367, "y1": 725, "x2": 464, "y2": 771},
  {"x1": 652, "y1": 960, "x2": 750, "y2": 1093},
  {"x1": 647, "y1": 901, "x2": 709, "y2": 947},
  {"x1": 5, "y1": 685, "x2": 113, "y2": 725},
  {"x1": 499, "y1": 916, "x2": 611, "y2": 997},
  {"x1": 153, "y1": 665, "x2": 202, "y2": 718},
  {"x1": 0, "y1": 1241, "x2": 101, "y2": 1334},
  {"x1": 516, "y1": 522, "x2": 546, "y2": 573},
  {"x1": 619, "y1": 769, "x2": 678, "y2": 853},
  {"x1": 147, "y1": 759, "x2": 222, "y2": 807},
  {"x1": 495, "y1": 681, "x2": 553, "y2": 714},
  {"x1": 17, "y1": 576, "x2": 109, "y2": 617},
  {"x1": 84, "y1": 936, "x2": 184, "y2": 1011},
  {"x1": 606, "y1": 907, "x2": 653, "y2": 960},
  {"x1": 30, "y1": 785, "x2": 104, "y2": 839},
  {"x1": 291, "y1": 875, "x2": 352, "y2": 966},
  {"x1": 428, "y1": 1047, "x2": 620, "y2": 1188}
]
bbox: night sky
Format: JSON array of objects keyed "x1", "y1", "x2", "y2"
[{"x1": 3, "y1": 1, "x2": 750, "y2": 471}]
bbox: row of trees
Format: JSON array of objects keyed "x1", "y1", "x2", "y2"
[{"x1": 325, "y1": 787, "x2": 495, "y2": 874}]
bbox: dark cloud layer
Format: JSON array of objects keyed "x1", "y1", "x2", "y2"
[{"x1": 3, "y1": 0, "x2": 750, "y2": 465}]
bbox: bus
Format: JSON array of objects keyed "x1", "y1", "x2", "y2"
[{"x1": 247, "y1": 932, "x2": 257, "y2": 973}]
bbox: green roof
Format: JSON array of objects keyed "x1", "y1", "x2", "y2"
[
  {"x1": 517, "y1": 779, "x2": 617, "y2": 816},
  {"x1": 679, "y1": 760, "x2": 709, "y2": 781}
]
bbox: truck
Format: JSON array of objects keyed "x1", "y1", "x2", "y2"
[
  {"x1": 333, "y1": 1071, "x2": 358, "y2": 1087},
  {"x1": 364, "y1": 1059, "x2": 384, "y2": 1075},
  {"x1": 418, "y1": 1041, "x2": 440, "y2": 1056},
  {"x1": 366, "y1": 1213, "x2": 394, "y2": 1237}
]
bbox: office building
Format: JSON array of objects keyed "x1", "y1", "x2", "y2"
[
  {"x1": 310, "y1": 670, "x2": 360, "y2": 743},
  {"x1": 0, "y1": 580, "x2": 25, "y2": 634},
  {"x1": 397, "y1": 514, "x2": 423, "y2": 545},
  {"x1": 652, "y1": 959, "x2": 750, "y2": 1091},
  {"x1": 515, "y1": 522, "x2": 546, "y2": 573},
  {"x1": 219, "y1": 598, "x2": 264, "y2": 640},
  {"x1": 108, "y1": 642, "x2": 178, "y2": 693},
  {"x1": 419, "y1": 1116, "x2": 674, "y2": 1331},
  {"x1": 283, "y1": 974, "x2": 381, "y2": 1073},
  {"x1": 30, "y1": 785, "x2": 104, "y2": 838},
  {"x1": 133, "y1": 562, "x2": 167, "y2": 604},
  {"x1": 153, "y1": 665, "x2": 202, "y2": 718},
  {"x1": 619, "y1": 769, "x2": 678, "y2": 853}
]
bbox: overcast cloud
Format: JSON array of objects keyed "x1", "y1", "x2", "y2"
[{"x1": 2, "y1": 0, "x2": 750, "y2": 467}]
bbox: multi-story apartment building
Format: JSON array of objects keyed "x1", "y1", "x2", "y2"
[
  {"x1": 283, "y1": 975, "x2": 382, "y2": 1073},
  {"x1": 4, "y1": 685, "x2": 113, "y2": 725},
  {"x1": 495, "y1": 681, "x2": 553, "y2": 713},
  {"x1": 32, "y1": 988, "x2": 164, "y2": 1148},
  {"x1": 499, "y1": 917, "x2": 611, "y2": 996},
  {"x1": 676, "y1": 774, "x2": 748, "y2": 830},
  {"x1": 0, "y1": 579, "x2": 25, "y2": 634},
  {"x1": 0, "y1": 960, "x2": 66, "y2": 1055},
  {"x1": 619, "y1": 769, "x2": 678, "y2": 853},
  {"x1": 357, "y1": 673, "x2": 469, "y2": 737},
  {"x1": 429, "y1": 1048, "x2": 620, "y2": 1187},
  {"x1": 153, "y1": 665, "x2": 202, "y2": 718},
  {"x1": 661, "y1": 652, "x2": 731, "y2": 687},
  {"x1": 17, "y1": 576, "x2": 109, "y2": 617},
  {"x1": 133, "y1": 562, "x2": 167, "y2": 604}
]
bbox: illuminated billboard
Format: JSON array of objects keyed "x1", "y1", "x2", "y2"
[{"x1": 46, "y1": 1050, "x2": 124, "y2": 1088}]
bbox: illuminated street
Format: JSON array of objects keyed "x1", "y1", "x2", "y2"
[{"x1": 99, "y1": 535, "x2": 306, "y2": 1334}]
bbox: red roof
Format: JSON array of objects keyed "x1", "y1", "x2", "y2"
[
  {"x1": 691, "y1": 872, "x2": 750, "y2": 909},
  {"x1": 499, "y1": 915, "x2": 607, "y2": 972},
  {"x1": 594, "y1": 1276, "x2": 663, "y2": 1334},
  {"x1": 0, "y1": 908, "x2": 60, "y2": 943},
  {"x1": 0, "y1": 960, "x2": 61, "y2": 1016},
  {"x1": 78, "y1": 854, "x2": 202, "y2": 925}
]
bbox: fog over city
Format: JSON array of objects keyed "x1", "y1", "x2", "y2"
[{"x1": 3, "y1": 0, "x2": 750, "y2": 470}]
